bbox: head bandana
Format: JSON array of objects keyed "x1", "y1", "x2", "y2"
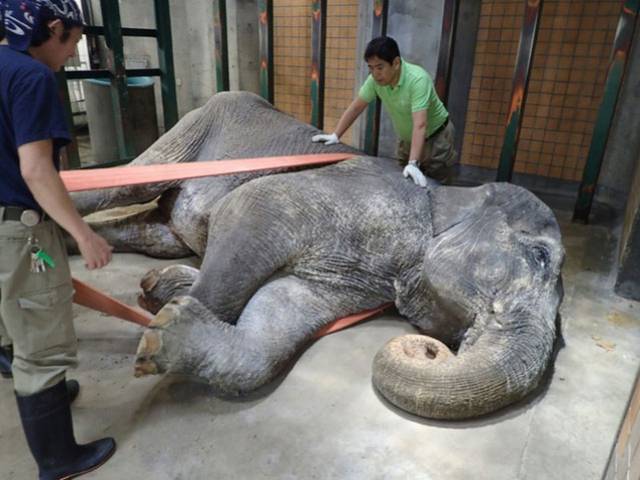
[{"x1": 0, "y1": 0, "x2": 84, "y2": 51}]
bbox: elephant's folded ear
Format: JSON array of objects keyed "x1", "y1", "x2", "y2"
[{"x1": 429, "y1": 185, "x2": 490, "y2": 236}]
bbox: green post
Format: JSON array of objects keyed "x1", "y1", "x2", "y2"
[
  {"x1": 101, "y1": 0, "x2": 135, "y2": 161},
  {"x1": 213, "y1": 0, "x2": 230, "y2": 92},
  {"x1": 573, "y1": 0, "x2": 640, "y2": 223},
  {"x1": 258, "y1": 0, "x2": 274, "y2": 104},
  {"x1": 154, "y1": 0, "x2": 179, "y2": 130},
  {"x1": 496, "y1": 0, "x2": 542, "y2": 182},
  {"x1": 363, "y1": 0, "x2": 388, "y2": 156},
  {"x1": 310, "y1": 0, "x2": 326, "y2": 128}
]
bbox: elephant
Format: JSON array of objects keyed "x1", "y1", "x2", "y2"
[{"x1": 72, "y1": 92, "x2": 564, "y2": 420}]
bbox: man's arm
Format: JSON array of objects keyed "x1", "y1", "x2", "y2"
[
  {"x1": 312, "y1": 97, "x2": 369, "y2": 144},
  {"x1": 19, "y1": 140, "x2": 112, "y2": 270},
  {"x1": 334, "y1": 97, "x2": 369, "y2": 138},
  {"x1": 408, "y1": 109, "x2": 427, "y2": 163},
  {"x1": 402, "y1": 109, "x2": 429, "y2": 187}
]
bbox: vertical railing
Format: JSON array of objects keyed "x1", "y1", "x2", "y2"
[
  {"x1": 573, "y1": 0, "x2": 640, "y2": 223},
  {"x1": 363, "y1": 0, "x2": 388, "y2": 156},
  {"x1": 154, "y1": 0, "x2": 179, "y2": 130},
  {"x1": 496, "y1": 0, "x2": 542, "y2": 182},
  {"x1": 434, "y1": 0, "x2": 459, "y2": 104},
  {"x1": 101, "y1": 0, "x2": 135, "y2": 161},
  {"x1": 213, "y1": 0, "x2": 230, "y2": 92},
  {"x1": 258, "y1": 0, "x2": 274, "y2": 104},
  {"x1": 310, "y1": 0, "x2": 327, "y2": 128}
]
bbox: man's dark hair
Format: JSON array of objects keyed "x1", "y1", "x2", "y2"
[
  {"x1": 364, "y1": 36, "x2": 401, "y2": 64},
  {"x1": 30, "y1": 15, "x2": 77, "y2": 46}
]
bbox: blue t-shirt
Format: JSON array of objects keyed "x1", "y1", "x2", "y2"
[{"x1": 0, "y1": 45, "x2": 71, "y2": 210}]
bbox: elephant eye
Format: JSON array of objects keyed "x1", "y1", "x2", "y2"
[{"x1": 530, "y1": 245, "x2": 549, "y2": 269}]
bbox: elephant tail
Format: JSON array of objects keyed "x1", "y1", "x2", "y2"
[{"x1": 371, "y1": 303, "x2": 558, "y2": 420}]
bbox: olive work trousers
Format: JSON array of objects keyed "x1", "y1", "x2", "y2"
[
  {"x1": 0, "y1": 216, "x2": 77, "y2": 395},
  {"x1": 397, "y1": 120, "x2": 458, "y2": 185}
]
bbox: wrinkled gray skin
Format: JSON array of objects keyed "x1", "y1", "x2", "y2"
[{"x1": 73, "y1": 92, "x2": 564, "y2": 420}]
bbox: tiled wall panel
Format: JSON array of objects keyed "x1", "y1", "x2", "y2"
[
  {"x1": 462, "y1": 0, "x2": 621, "y2": 181},
  {"x1": 273, "y1": 0, "x2": 358, "y2": 138}
]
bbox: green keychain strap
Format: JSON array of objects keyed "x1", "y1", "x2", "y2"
[{"x1": 35, "y1": 250, "x2": 56, "y2": 269}]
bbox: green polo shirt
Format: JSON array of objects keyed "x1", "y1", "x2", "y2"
[{"x1": 358, "y1": 58, "x2": 448, "y2": 142}]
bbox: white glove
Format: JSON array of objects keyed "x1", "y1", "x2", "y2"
[
  {"x1": 403, "y1": 160, "x2": 427, "y2": 188},
  {"x1": 311, "y1": 132, "x2": 339, "y2": 145}
]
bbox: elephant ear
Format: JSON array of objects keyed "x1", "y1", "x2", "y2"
[
  {"x1": 430, "y1": 183, "x2": 562, "y2": 243},
  {"x1": 373, "y1": 201, "x2": 564, "y2": 420}
]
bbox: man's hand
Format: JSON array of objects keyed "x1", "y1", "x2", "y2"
[
  {"x1": 311, "y1": 132, "x2": 339, "y2": 145},
  {"x1": 403, "y1": 160, "x2": 427, "y2": 188},
  {"x1": 76, "y1": 229, "x2": 113, "y2": 270}
]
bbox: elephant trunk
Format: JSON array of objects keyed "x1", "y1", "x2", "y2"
[{"x1": 372, "y1": 306, "x2": 556, "y2": 420}]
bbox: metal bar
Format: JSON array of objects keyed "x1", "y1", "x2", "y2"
[
  {"x1": 363, "y1": 0, "x2": 388, "y2": 156},
  {"x1": 435, "y1": 0, "x2": 459, "y2": 104},
  {"x1": 84, "y1": 26, "x2": 158, "y2": 38},
  {"x1": 496, "y1": 0, "x2": 542, "y2": 182},
  {"x1": 65, "y1": 68, "x2": 162, "y2": 80},
  {"x1": 154, "y1": 0, "x2": 179, "y2": 130},
  {"x1": 55, "y1": 70, "x2": 81, "y2": 169},
  {"x1": 310, "y1": 0, "x2": 327, "y2": 128},
  {"x1": 258, "y1": 0, "x2": 274, "y2": 103},
  {"x1": 213, "y1": 0, "x2": 230, "y2": 92},
  {"x1": 80, "y1": 0, "x2": 101, "y2": 69},
  {"x1": 100, "y1": 0, "x2": 136, "y2": 161},
  {"x1": 573, "y1": 0, "x2": 640, "y2": 223}
]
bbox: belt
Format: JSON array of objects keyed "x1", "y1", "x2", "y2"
[
  {"x1": 0, "y1": 206, "x2": 45, "y2": 226},
  {"x1": 428, "y1": 117, "x2": 449, "y2": 140}
]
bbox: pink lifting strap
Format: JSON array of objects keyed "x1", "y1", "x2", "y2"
[{"x1": 60, "y1": 153, "x2": 354, "y2": 192}]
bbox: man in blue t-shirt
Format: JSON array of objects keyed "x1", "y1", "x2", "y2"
[{"x1": 0, "y1": 1, "x2": 115, "y2": 477}]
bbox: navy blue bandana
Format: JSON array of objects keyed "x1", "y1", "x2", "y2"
[{"x1": 1, "y1": 0, "x2": 84, "y2": 51}]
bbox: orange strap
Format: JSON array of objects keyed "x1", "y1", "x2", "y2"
[
  {"x1": 73, "y1": 275, "x2": 390, "y2": 336},
  {"x1": 61, "y1": 153, "x2": 354, "y2": 192},
  {"x1": 65, "y1": 152, "x2": 384, "y2": 338},
  {"x1": 72, "y1": 278, "x2": 153, "y2": 327},
  {"x1": 313, "y1": 303, "x2": 392, "y2": 338}
]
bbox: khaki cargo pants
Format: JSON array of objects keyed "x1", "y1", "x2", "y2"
[
  {"x1": 0, "y1": 216, "x2": 77, "y2": 395},
  {"x1": 397, "y1": 120, "x2": 458, "y2": 184}
]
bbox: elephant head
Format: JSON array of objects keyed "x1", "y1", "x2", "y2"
[{"x1": 374, "y1": 184, "x2": 564, "y2": 419}]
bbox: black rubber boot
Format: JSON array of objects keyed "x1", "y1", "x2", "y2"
[
  {"x1": 0, "y1": 345, "x2": 13, "y2": 378},
  {"x1": 15, "y1": 380, "x2": 116, "y2": 480}
]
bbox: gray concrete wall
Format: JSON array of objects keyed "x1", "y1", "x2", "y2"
[
  {"x1": 597, "y1": 23, "x2": 640, "y2": 211},
  {"x1": 228, "y1": 0, "x2": 260, "y2": 94},
  {"x1": 378, "y1": 1, "x2": 445, "y2": 158},
  {"x1": 615, "y1": 147, "x2": 640, "y2": 300},
  {"x1": 447, "y1": 1, "x2": 481, "y2": 161}
]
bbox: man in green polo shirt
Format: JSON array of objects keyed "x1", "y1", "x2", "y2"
[{"x1": 312, "y1": 36, "x2": 457, "y2": 186}]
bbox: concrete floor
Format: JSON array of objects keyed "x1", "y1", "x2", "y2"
[{"x1": 1, "y1": 201, "x2": 640, "y2": 480}]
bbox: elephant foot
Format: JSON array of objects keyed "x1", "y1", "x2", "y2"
[
  {"x1": 134, "y1": 295, "x2": 212, "y2": 378},
  {"x1": 138, "y1": 264, "x2": 199, "y2": 314}
]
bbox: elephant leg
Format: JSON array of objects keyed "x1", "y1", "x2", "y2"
[
  {"x1": 188, "y1": 198, "x2": 298, "y2": 323},
  {"x1": 78, "y1": 207, "x2": 192, "y2": 258},
  {"x1": 71, "y1": 105, "x2": 213, "y2": 216},
  {"x1": 134, "y1": 276, "x2": 371, "y2": 395},
  {"x1": 138, "y1": 264, "x2": 200, "y2": 314}
]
